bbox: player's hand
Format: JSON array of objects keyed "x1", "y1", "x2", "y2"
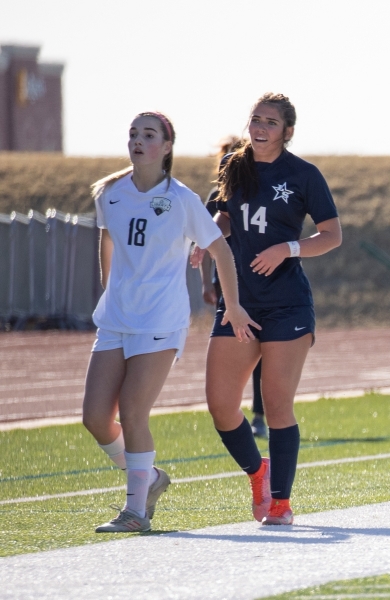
[
  {"x1": 250, "y1": 243, "x2": 289, "y2": 277},
  {"x1": 190, "y1": 245, "x2": 206, "y2": 268},
  {"x1": 221, "y1": 305, "x2": 261, "y2": 343},
  {"x1": 202, "y1": 284, "x2": 218, "y2": 306}
]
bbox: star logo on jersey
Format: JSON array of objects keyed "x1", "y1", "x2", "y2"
[
  {"x1": 150, "y1": 197, "x2": 171, "y2": 215},
  {"x1": 272, "y1": 182, "x2": 294, "y2": 204}
]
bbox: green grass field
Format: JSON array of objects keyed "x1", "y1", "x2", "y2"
[
  {"x1": 1, "y1": 393, "x2": 390, "y2": 596},
  {"x1": 260, "y1": 573, "x2": 390, "y2": 599}
]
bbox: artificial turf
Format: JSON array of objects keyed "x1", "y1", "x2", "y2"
[
  {"x1": 1, "y1": 393, "x2": 390, "y2": 558},
  {"x1": 259, "y1": 573, "x2": 390, "y2": 599}
]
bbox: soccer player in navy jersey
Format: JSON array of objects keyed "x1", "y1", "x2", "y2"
[{"x1": 194, "y1": 93, "x2": 342, "y2": 525}]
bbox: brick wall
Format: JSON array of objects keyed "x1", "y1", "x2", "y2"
[{"x1": 0, "y1": 45, "x2": 64, "y2": 152}]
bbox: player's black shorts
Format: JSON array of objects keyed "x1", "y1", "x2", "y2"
[{"x1": 211, "y1": 302, "x2": 315, "y2": 344}]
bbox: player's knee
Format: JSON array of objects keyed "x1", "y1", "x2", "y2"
[
  {"x1": 82, "y1": 411, "x2": 94, "y2": 434},
  {"x1": 265, "y1": 403, "x2": 295, "y2": 428},
  {"x1": 119, "y1": 410, "x2": 145, "y2": 434},
  {"x1": 206, "y1": 398, "x2": 230, "y2": 428},
  {"x1": 82, "y1": 407, "x2": 105, "y2": 437}
]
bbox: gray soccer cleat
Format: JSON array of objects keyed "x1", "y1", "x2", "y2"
[
  {"x1": 146, "y1": 467, "x2": 171, "y2": 519},
  {"x1": 96, "y1": 506, "x2": 151, "y2": 533}
]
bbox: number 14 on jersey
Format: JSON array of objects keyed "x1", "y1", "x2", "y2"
[{"x1": 241, "y1": 204, "x2": 267, "y2": 233}]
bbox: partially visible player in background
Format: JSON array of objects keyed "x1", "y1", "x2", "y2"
[
  {"x1": 201, "y1": 136, "x2": 267, "y2": 439},
  {"x1": 82, "y1": 111, "x2": 259, "y2": 534}
]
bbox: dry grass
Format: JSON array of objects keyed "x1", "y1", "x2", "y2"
[
  {"x1": 1, "y1": 152, "x2": 390, "y2": 327},
  {"x1": 0, "y1": 153, "x2": 216, "y2": 215},
  {"x1": 300, "y1": 156, "x2": 390, "y2": 327}
]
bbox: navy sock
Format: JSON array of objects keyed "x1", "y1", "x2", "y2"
[
  {"x1": 251, "y1": 359, "x2": 264, "y2": 415},
  {"x1": 269, "y1": 424, "x2": 300, "y2": 499},
  {"x1": 216, "y1": 417, "x2": 261, "y2": 475}
]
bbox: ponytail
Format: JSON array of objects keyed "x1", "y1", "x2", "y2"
[{"x1": 218, "y1": 141, "x2": 259, "y2": 202}]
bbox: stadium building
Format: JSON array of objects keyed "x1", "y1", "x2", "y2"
[{"x1": 0, "y1": 44, "x2": 64, "y2": 152}]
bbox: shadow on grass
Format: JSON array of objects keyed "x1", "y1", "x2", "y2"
[{"x1": 158, "y1": 522, "x2": 390, "y2": 545}]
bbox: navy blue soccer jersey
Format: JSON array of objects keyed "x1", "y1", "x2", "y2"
[{"x1": 217, "y1": 150, "x2": 338, "y2": 308}]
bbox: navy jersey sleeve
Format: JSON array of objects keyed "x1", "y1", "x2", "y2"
[
  {"x1": 205, "y1": 188, "x2": 219, "y2": 218},
  {"x1": 216, "y1": 198, "x2": 229, "y2": 213},
  {"x1": 303, "y1": 165, "x2": 338, "y2": 225}
]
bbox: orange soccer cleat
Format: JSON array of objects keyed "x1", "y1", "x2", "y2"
[
  {"x1": 262, "y1": 499, "x2": 294, "y2": 525},
  {"x1": 248, "y1": 457, "x2": 271, "y2": 521}
]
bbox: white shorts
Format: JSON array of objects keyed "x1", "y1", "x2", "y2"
[{"x1": 92, "y1": 328, "x2": 188, "y2": 360}]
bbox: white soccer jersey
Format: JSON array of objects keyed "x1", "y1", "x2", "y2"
[{"x1": 93, "y1": 173, "x2": 221, "y2": 333}]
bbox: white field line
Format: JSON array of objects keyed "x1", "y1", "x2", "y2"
[{"x1": 2, "y1": 453, "x2": 390, "y2": 507}]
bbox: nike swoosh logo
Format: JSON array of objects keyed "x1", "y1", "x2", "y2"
[
  {"x1": 294, "y1": 326, "x2": 306, "y2": 331},
  {"x1": 109, "y1": 200, "x2": 120, "y2": 204},
  {"x1": 154, "y1": 336, "x2": 167, "y2": 340}
]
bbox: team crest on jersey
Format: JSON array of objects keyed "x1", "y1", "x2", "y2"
[
  {"x1": 272, "y1": 182, "x2": 294, "y2": 204},
  {"x1": 150, "y1": 197, "x2": 171, "y2": 215}
]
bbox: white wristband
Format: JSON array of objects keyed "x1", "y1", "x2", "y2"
[{"x1": 287, "y1": 241, "x2": 300, "y2": 257}]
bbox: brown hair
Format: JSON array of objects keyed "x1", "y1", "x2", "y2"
[
  {"x1": 91, "y1": 112, "x2": 176, "y2": 199},
  {"x1": 218, "y1": 93, "x2": 296, "y2": 202},
  {"x1": 215, "y1": 135, "x2": 244, "y2": 168}
]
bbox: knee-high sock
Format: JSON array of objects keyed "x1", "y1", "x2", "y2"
[
  {"x1": 217, "y1": 417, "x2": 261, "y2": 475},
  {"x1": 99, "y1": 433, "x2": 158, "y2": 485},
  {"x1": 268, "y1": 424, "x2": 300, "y2": 499},
  {"x1": 124, "y1": 451, "x2": 156, "y2": 517},
  {"x1": 98, "y1": 431, "x2": 126, "y2": 470},
  {"x1": 252, "y1": 359, "x2": 264, "y2": 415}
]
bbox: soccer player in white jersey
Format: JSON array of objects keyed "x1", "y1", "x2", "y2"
[
  {"x1": 192, "y1": 94, "x2": 342, "y2": 525},
  {"x1": 82, "y1": 111, "x2": 259, "y2": 533}
]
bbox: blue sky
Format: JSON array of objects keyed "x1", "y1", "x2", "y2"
[{"x1": 2, "y1": 0, "x2": 390, "y2": 157}]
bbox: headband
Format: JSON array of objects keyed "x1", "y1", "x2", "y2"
[{"x1": 146, "y1": 111, "x2": 173, "y2": 142}]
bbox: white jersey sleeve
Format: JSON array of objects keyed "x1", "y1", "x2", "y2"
[
  {"x1": 94, "y1": 188, "x2": 107, "y2": 229},
  {"x1": 181, "y1": 187, "x2": 222, "y2": 249}
]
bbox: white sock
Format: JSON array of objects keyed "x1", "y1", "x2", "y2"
[
  {"x1": 98, "y1": 431, "x2": 126, "y2": 470},
  {"x1": 124, "y1": 451, "x2": 156, "y2": 517}
]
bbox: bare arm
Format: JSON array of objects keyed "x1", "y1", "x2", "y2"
[
  {"x1": 207, "y1": 236, "x2": 260, "y2": 342},
  {"x1": 250, "y1": 217, "x2": 342, "y2": 276},
  {"x1": 199, "y1": 209, "x2": 232, "y2": 304},
  {"x1": 190, "y1": 210, "x2": 231, "y2": 269},
  {"x1": 99, "y1": 228, "x2": 114, "y2": 289},
  {"x1": 200, "y1": 251, "x2": 218, "y2": 305}
]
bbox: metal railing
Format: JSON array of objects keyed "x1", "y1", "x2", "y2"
[
  {"x1": 0, "y1": 209, "x2": 100, "y2": 329},
  {"x1": 0, "y1": 210, "x2": 207, "y2": 330}
]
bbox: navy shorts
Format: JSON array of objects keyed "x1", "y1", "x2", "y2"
[{"x1": 211, "y1": 303, "x2": 315, "y2": 344}]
